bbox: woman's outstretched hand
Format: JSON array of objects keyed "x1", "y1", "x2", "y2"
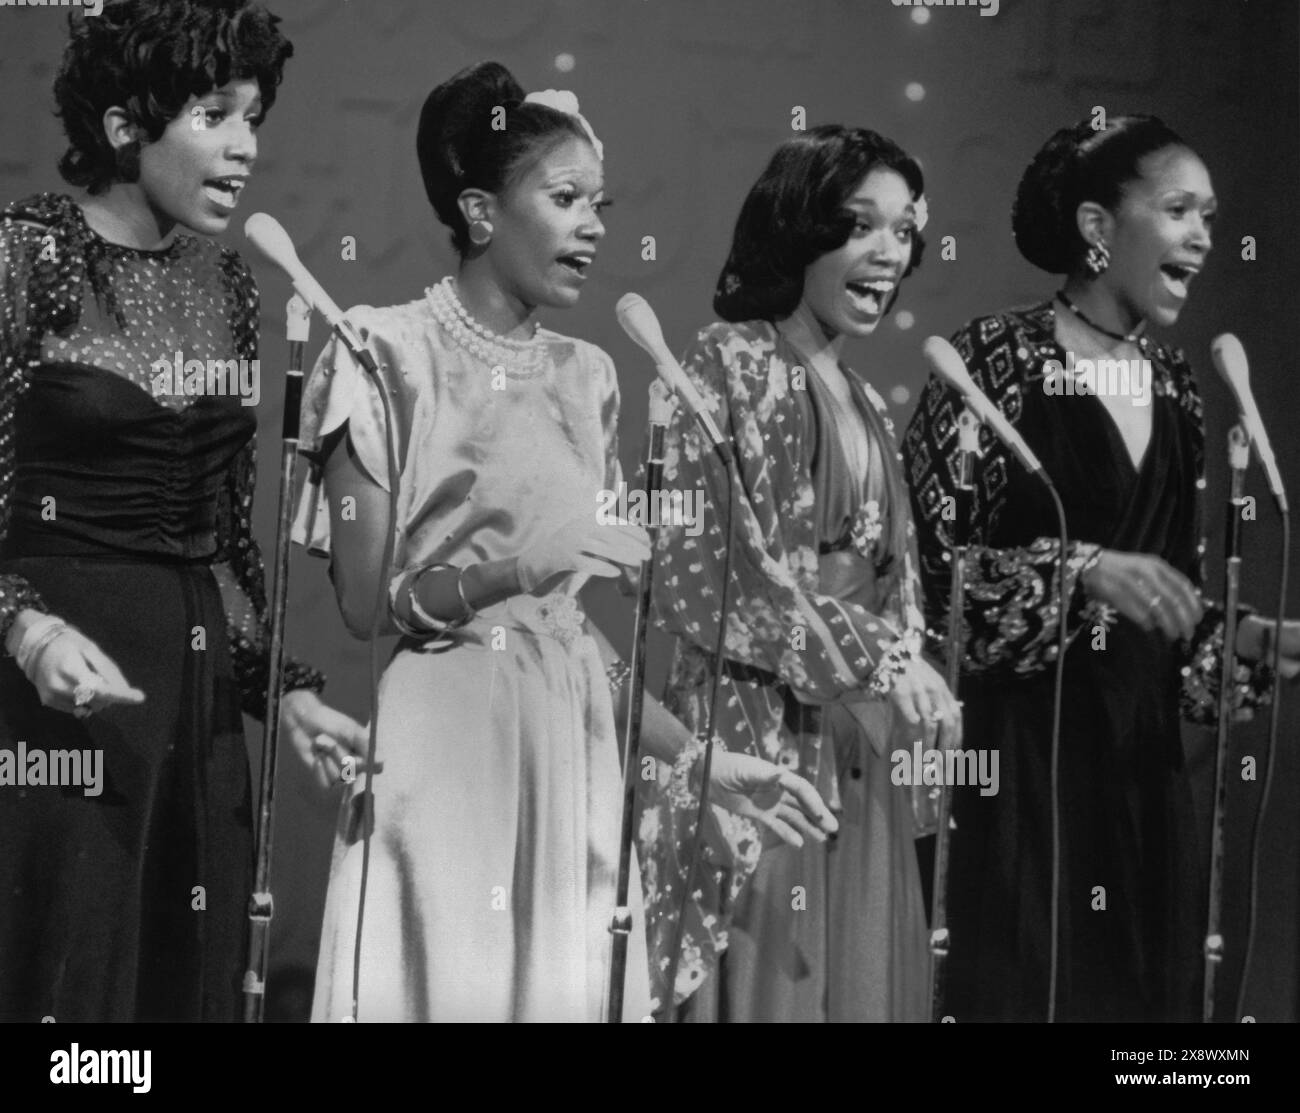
[
  {"x1": 516, "y1": 515, "x2": 650, "y2": 594},
  {"x1": 708, "y1": 749, "x2": 839, "y2": 848},
  {"x1": 26, "y1": 625, "x2": 146, "y2": 717},
  {"x1": 281, "y1": 689, "x2": 378, "y2": 790}
]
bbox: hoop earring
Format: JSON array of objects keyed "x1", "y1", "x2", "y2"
[
  {"x1": 1084, "y1": 241, "x2": 1110, "y2": 277},
  {"x1": 468, "y1": 219, "x2": 493, "y2": 247}
]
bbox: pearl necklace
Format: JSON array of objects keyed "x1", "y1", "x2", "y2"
[{"x1": 426, "y1": 277, "x2": 546, "y2": 378}]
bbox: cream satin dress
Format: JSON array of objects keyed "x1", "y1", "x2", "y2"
[{"x1": 293, "y1": 286, "x2": 652, "y2": 1022}]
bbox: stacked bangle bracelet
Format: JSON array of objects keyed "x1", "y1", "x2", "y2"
[{"x1": 390, "y1": 563, "x2": 478, "y2": 638}]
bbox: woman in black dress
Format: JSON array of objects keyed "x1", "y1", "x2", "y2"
[
  {"x1": 0, "y1": 0, "x2": 366, "y2": 1022},
  {"x1": 903, "y1": 115, "x2": 1300, "y2": 1021}
]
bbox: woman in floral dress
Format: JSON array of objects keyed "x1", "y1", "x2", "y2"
[{"x1": 640, "y1": 125, "x2": 961, "y2": 1021}]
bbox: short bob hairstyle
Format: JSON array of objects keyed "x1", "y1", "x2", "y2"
[
  {"x1": 715, "y1": 125, "x2": 926, "y2": 322},
  {"x1": 54, "y1": 0, "x2": 294, "y2": 195}
]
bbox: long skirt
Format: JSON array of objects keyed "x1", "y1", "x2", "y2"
[
  {"x1": 0, "y1": 554, "x2": 252, "y2": 1022},
  {"x1": 683, "y1": 702, "x2": 929, "y2": 1022},
  {"x1": 310, "y1": 596, "x2": 652, "y2": 1022}
]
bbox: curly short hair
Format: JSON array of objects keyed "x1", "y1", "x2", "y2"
[
  {"x1": 714, "y1": 125, "x2": 926, "y2": 323},
  {"x1": 54, "y1": 0, "x2": 294, "y2": 194},
  {"x1": 1012, "y1": 114, "x2": 1188, "y2": 274},
  {"x1": 417, "y1": 61, "x2": 592, "y2": 256}
]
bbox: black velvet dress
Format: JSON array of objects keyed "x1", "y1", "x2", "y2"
[
  {"x1": 902, "y1": 302, "x2": 1271, "y2": 1022},
  {"x1": 0, "y1": 194, "x2": 322, "y2": 1022}
]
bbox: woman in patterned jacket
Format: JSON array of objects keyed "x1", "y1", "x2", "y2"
[
  {"x1": 903, "y1": 115, "x2": 1299, "y2": 1021},
  {"x1": 640, "y1": 125, "x2": 962, "y2": 1021}
]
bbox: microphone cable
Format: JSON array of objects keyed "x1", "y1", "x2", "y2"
[
  {"x1": 1233, "y1": 507, "x2": 1291, "y2": 1021},
  {"x1": 1044, "y1": 483, "x2": 1070, "y2": 1023},
  {"x1": 342, "y1": 340, "x2": 400, "y2": 1024}
]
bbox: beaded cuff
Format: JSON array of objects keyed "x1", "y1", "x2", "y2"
[
  {"x1": 0, "y1": 574, "x2": 49, "y2": 654},
  {"x1": 1180, "y1": 611, "x2": 1274, "y2": 726},
  {"x1": 865, "y1": 627, "x2": 923, "y2": 698},
  {"x1": 668, "y1": 734, "x2": 709, "y2": 810},
  {"x1": 230, "y1": 628, "x2": 326, "y2": 721}
]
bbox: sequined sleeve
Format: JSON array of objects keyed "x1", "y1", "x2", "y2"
[
  {"x1": 213, "y1": 250, "x2": 324, "y2": 719},
  {"x1": 904, "y1": 315, "x2": 1104, "y2": 677},
  {"x1": 0, "y1": 217, "x2": 50, "y2": 648},
  {"x1": 1167, "y1": 354, "x2": 1273, "y2": 724},
  {"x1": 651, "y1": 323, "x2": 915, "y2": 702}
]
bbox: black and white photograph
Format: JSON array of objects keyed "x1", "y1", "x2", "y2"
[{"x1": 0, "y1": 0, "x2": 1296, "y2": 1093}]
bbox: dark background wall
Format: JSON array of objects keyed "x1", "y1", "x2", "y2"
[{"x1": 3, "y1": 0, "x2": 1296, "y2": 1020}]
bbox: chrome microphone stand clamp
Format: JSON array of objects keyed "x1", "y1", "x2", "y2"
[
  {"x1": 242, "y1": 294, "x2": 312, "y2": 1023},
  {"x1": 607, "y1": 381, "x2": 677, "y2": 1023},
  {"x1": 1203, "y1": 424, "x2": 1251, "y2": 1022},
  {"x1": 928, "y1": 408, "x2": 979, "y2": 1023}
]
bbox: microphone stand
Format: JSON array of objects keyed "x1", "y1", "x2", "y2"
[
  {"x1": 929, "y1": 408, "x2": 978, "y2": 1023},
  {"x1": 607, "y1": 381, "x2": 676, "y2": 1023},
  {"x1": 1203, "y1": 423, "x2": 1250, "y2": 1023},
  {"x1": 242, "y1": 294, "x2": 312, "y2": 1022}
]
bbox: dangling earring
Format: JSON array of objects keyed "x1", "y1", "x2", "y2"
[
  {"x1": 468, "y1": 218, "x2": 493, "y2": 247},
  {"x1": 1084, "y1": 240, "x2": 1110, "y2": 277}
]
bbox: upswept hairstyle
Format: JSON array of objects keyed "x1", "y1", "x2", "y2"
[
  {"x1": 417, "y1": 61, "x2": 593, "y2": 256},
  {"x1": 54, "y1": 0, "x2": 293, "y2": 195},
  {"x1": 1012, "y1": 114, "x2": 1188, "y2": 275},
  {"x1": 714, "y1": 125, "x2": 927, "y2": 323}
]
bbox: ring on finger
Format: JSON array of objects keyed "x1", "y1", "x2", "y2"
[
  {"x1": 1147, "y1": 595, "x2": 1163, "y2": 611},
  {"x1": 73, "y1": 681, "x2": 99, "y2": 708}
]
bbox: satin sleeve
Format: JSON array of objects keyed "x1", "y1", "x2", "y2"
[{"x1": 291, "y1": 305, "x2": 420, "y2": 559}]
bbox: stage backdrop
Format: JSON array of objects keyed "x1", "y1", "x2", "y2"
[{"x1": 3, "y1": 0, "x2": 1297, "y2": 1021}]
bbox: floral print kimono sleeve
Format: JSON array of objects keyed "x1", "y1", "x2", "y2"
[{"x1": 653, "y1": 322, "x2": 915, "y2": 703}]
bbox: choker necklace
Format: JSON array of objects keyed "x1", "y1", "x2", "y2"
[
  {"x1": 1055, "y1": 291, "x2": 1150, "y2": 352},
  {"x1": 427, "y1": 276, "x2": 545, "y2": 378}
]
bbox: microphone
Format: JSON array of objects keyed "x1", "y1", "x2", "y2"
[
  {"x1": 244, "y1": 213, "x2": 378, "y2": 375},
  {"x1": 616, "y1": 293, "x2": 732, "y2": 463},
  {"x1": 1211, "y1": 334, "x2": 1288, "y2": 514},
  {"x1": 923, "y1": 336, "x2": 1047, "y2": 479}
]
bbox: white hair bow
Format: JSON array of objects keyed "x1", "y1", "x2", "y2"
[{"x1": 523, "y1": 89, "x2": 604, "y2": 161}]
